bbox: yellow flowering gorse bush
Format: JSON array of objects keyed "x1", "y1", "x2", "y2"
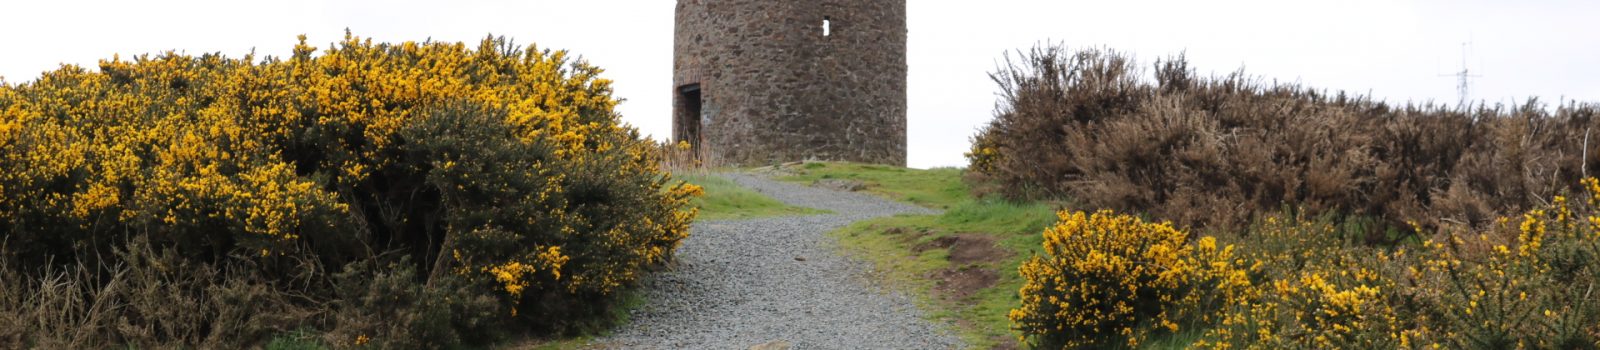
[
  {"x1": 1014, "y1": 179, "x2": 1600, "y2": 349},
  {"x1": 1193, "y1": 215, "x2": 1411, "y2": 349},
  {"x1": 0, "y1": 32, "x2": 699, "y2": 344},
  {"x1": 1010, "y1": 209, "x2": 1233, "y2": 348}
]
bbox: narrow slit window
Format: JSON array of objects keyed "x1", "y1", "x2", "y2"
[{"x1": 822, "y1": 16, "x2": 831, "y2": 37}]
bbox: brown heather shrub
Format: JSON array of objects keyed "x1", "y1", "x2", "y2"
[{"x1": 968, "y1": 45, "x2": 1600, "y2": 237}]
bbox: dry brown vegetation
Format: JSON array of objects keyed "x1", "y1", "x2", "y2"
[
  {"x1": 980, "y1": 46, "x2": 1600, "y2": 348},
  {"x1": 967, "y1": 45, "x2": 1600, "y2": 238},
  {"x1": 0, "y1": 237, "x2": 311, "y2": 348}
]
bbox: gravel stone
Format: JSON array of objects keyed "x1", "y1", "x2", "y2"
[{"x1": 592, "y1": 173, "x2": 960, "y2": 349}]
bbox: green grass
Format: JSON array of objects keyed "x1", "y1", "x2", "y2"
[
  {"x1": 676, "y1": 173, "x2": 829, "y2": 220},
  {"x1": 836, "y1": 200, "x2": 1055, "y2": 349},
  {"x1": 524, "y1": 336, "x2": 597, "y2": 350},
  {"x1": 776, "y1": 162, "x2": 968, "y2": 209},
  {"x1": 258, "y1": 264, "x2": 652, "y2": 350},
  {"x1": 261, "y1": 329, "x2": 598, "y2": 350},
  {"x1": 265, "y1": 329, "x2": 327, "y2": 350},
  {"x1": 788, "y1": 162, "x2": 1058, "y2": 349}
]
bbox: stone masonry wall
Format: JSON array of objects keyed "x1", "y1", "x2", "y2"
[{"x1": 674, "y1": 0, "x2": 907, "y2": 166}]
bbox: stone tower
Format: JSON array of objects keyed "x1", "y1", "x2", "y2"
[{"x1": 673, "y1": 0, "x2": 908, "y2": 166}]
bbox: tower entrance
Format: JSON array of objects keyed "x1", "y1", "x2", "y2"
[{"x1": 676, "y1": 84, "x2": 703, "y2": 157}]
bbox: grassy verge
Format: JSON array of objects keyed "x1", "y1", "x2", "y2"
[
  {"x1": 678, "y1": 173, "x2": 830, "y2": 220},
  {"x1": 262, "y1": 291, "x2": 646, "y2": 350},
  {"x1": 837, "y1": 202, "x2": 1055, "y2": 349},
  {"x1": 775, "y1": 162, "x2": 968, "y2": 209},
  {"x1": 778, "y1": 162, "x2": 1057, "y2": 349}
]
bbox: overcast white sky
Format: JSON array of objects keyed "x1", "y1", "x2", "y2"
[{"x1": 4, "y1": 0, "x2": 1597, "y2": 168}]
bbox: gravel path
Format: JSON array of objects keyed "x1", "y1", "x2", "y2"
[{"x1": 591, "y1": 173, "x2": 963, "y2": 349}]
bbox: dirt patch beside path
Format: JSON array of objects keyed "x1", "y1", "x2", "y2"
[
  {"x1": 915, "y1": 233, "x2": 1011, "y2": 303},
  {"x1": 932, "y1": 266, "x2": 1000, "y2": 301},
  {"x1": 913, "y1": 233, "x2": 1009, "y2": 265}
]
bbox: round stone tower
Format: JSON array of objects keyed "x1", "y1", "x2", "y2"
[{"x1": 673, "y1": 0, "x2": 907, "y2": 166}]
